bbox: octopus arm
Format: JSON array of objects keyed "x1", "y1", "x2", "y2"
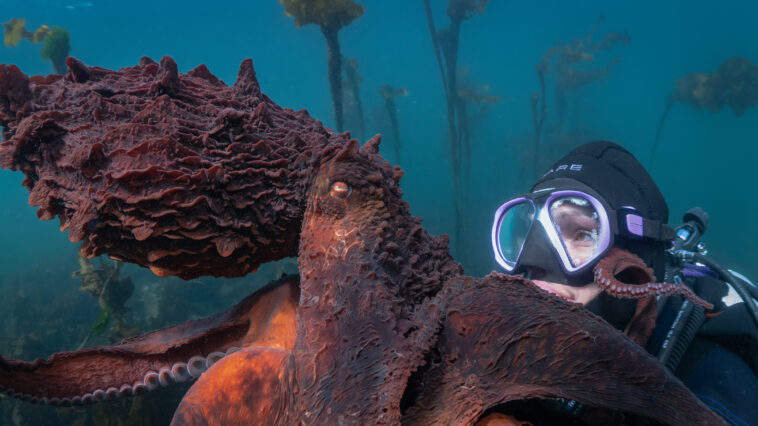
[
  {"x1": 402, "y1": 273, "x2": 726, "y2": 425},
  {"x1": 0, "y1": 275, "x2": 299, "y2": 404},
  {"x1": 171, "y1": 347, "x2": 295, "y2": 426}
]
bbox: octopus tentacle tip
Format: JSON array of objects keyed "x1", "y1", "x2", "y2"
[{"x1": 594, "y1": 247, "x2": 714, "y2": 309}]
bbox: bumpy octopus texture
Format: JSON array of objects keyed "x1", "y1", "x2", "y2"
[
  {"x1": 0, "y1": 56, "x2": 343, "y2": 279},
  {"x1": 0, "y1": 58, "x2": 726, "y2": 425}
]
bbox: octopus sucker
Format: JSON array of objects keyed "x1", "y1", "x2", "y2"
[{"x1": 593, "y1": 247, "x2": 713, "y2": 309}]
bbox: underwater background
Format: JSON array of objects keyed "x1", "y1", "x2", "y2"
[{"x1": 0, "y1": 0, "x2": 756, "y2": 424}]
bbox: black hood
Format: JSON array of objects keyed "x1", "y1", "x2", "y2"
[{"x1": 532, "y1": 141, "x2": 668, "y2": 224}]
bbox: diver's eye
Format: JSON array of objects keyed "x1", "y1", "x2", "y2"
[
  {"x1": 329, "y1": 181, "x2": 351, "y2": 199},
  {"x1": 574, "y1": 230, "x2": 595, "y2": 243}
]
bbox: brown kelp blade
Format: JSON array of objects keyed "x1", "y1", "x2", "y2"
[
  {"x1": 0, "y1": 275, "x2": 299, "y2": 404},
  {"x1": 0, "y1": 57, "x2": 349, "y2": 279},
  {"x1": 403, "y1": 273, "x2": 725, "y2": 425}
]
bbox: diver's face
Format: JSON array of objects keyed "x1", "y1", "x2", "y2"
[
  {"x1": 549, "y1": 201, "x2": 600, "y2": 268},
  {"x1": 531, "y1": 279, "x2": 602, "y2": 305},
  {"x1": 533, "y1": 201, "x2": 602, "y2": 305}
]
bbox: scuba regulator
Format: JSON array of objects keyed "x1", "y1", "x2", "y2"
[{"x1": 657, "y1": 207, "x2": 758, "y2": 372}]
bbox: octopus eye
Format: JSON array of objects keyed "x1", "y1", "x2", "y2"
[{"x1": 329, "y1": 181, "x2": 351, "y2": 199}]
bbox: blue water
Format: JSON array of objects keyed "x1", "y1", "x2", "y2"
[{"x1": 1, "y1": 0, "x2": 757, "y2": 423}]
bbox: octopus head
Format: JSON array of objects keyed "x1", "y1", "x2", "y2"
[{"x1": 301, "y1": 136, "x2": 406, "y2": 261}]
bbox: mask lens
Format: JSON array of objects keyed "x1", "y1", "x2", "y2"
[
  {"x1": 497, "y1": 201, "x2": 536, "y2": 265},
  {"x1": 548, "y1": 196, "x2": 603, "y2": 268}
]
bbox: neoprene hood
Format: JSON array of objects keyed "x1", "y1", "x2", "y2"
[{"x1": 532, "y1": 141, "x2": 669, "y2": 225}]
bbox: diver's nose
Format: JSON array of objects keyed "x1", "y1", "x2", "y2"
[{"x1": 514, "y1": 223, "x2": 568, "y2": 284}]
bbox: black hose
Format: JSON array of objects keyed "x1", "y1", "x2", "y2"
[
  {"x1": 691, "y1": 252, "x2": 758, "y2": 331},
  {"x1": 730, "y1": 269, "x2": 758, "y2": 301},
  {"x1": 657, "y1": 300, "x2": 706, "y2": 372}
]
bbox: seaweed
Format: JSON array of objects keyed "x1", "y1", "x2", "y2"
[
  {"x1": 456, "y1": 67, "x2": 500, "y2": 182},
  {"x1": 2, "y1": 19, "x2": 70, "y2": 75},
  {"x1": 72, "y1": 253, "x2": 138, "y2": 348},
  {"x1": 378, "y1": 84, "x2": 408, "y2": 164},
  {"x1": 279, "y1": 0, "x2": 365, "y2": 132},
  {"x1": 530, "y1": 16, "x2": 629, "y2": 177},
  {"x1": 2, "y1": 18, "x2": 50, "y2": 46},
  {"x1": 422, "y1": 0, "x2": 489, "y2": 249},
  {"x1": 343, "y1": 57, "x2": 366, "y2": 141},
  {"x1": 39, "y1": 27, "x2": 70, "y2": 75},
  {"x1": 651, "y1": 57, "x2": 758, "y2": 167}
]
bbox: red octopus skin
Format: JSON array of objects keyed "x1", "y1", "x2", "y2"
[{"x1": 0, "y1": 58, "x2": 726, "y2": 425}]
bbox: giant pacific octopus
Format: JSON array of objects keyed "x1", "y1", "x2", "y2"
[{"x1": 0, "y1": 57, "x2": 726, "y2": 425}]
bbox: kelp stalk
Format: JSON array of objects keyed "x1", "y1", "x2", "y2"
[
  {"x1": 278, "y1": 0, "x2": 365, "y2": 133},
  {"x1": 343, "y1": 57, "x2": 365, "y2": 140},
  {"x1": 322, "y1": 26, "x2": 344, "y2": 132},
  {"x1": 531, "y1": 62, "x2": 547, "y2": 176},
  {"x1": 379, "y1": 84, "x2": 407, "y2": 164},
  {"x1": 456, "y1": 81, "x2": 500, "y2": 183},
  {"x1": 423, "y1": 0, "x2": 489, "y2": 249},
  {"x1": 649, "y1": 98, "x2": 673, "y2": 169},
  {"x1": 423, "y1": 0, "x2": 449, "y2": 100},
  {"x1": 529, "y1": 17, "x2": 629, "y2": 177}
]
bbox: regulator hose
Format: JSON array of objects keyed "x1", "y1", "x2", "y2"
[
  {"x1": 657, "y1": 299, "x2": 706, "y2": 372},
  {"x1": 675, "y1": 251, "x2": 758, "y2": 331}
]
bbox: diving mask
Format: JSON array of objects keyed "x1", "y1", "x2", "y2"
[{"x1": 491, "y1": 181, "x2": 675, "y2": 277}]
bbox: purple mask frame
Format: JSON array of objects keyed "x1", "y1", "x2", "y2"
[{"x1": 491, "y1": 190, "x2": 612, "y2": 274}]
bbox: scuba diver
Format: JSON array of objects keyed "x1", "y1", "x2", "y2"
[{"x1": 488, "y1": 141, "x2": 758, "y2": 425}]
